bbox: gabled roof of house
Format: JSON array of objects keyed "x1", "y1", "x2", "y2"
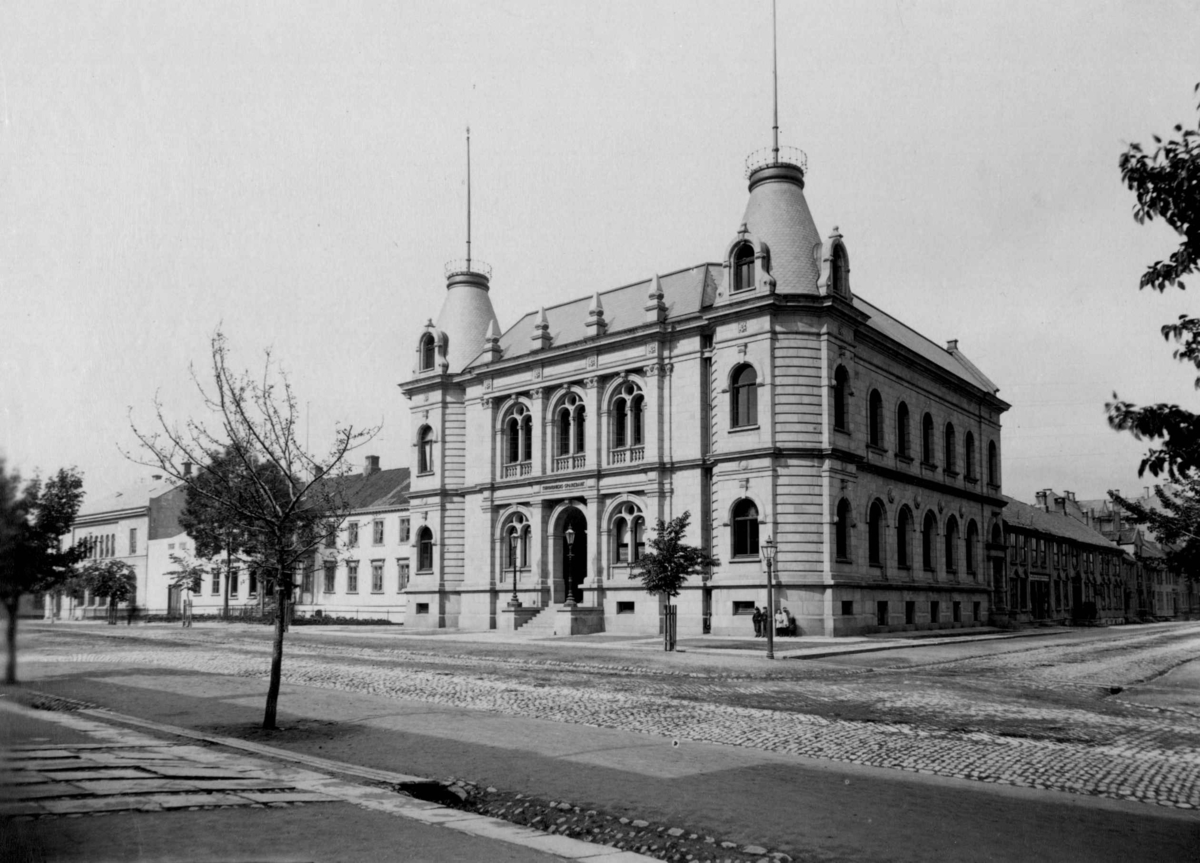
[
  {"x1": 329, "y1": 466, "x2": 411, "y2": 513},
  {"x1": 78, "y1": 477, "x2": 176, "y2": 518},
  {"x1": 1001, "y1": 495, "x2": 1119, "y2": 551}
]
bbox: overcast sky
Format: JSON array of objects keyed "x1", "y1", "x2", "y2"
[{"x1": 3, "y1": 1, "x2": 1199, "y2": 506}]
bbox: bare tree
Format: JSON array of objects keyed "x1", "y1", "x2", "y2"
[{"x1": 129, "y1": 330, "x2": 377, "y2": 728}]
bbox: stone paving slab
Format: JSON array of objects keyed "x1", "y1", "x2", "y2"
[
  {"x1": 10, "y1": 782, "x2": 87, "y2": 799},
  {"x1": 38, "y1": 794, "x2": 165, "y2": 814},
  {"x1": 45, "y1": 768, "x2": 150, "y2": 780},
  {"x1": 146, "y1": 791, "x2": 255, "y2": 810},
  {"x1": 72, "y1": 778, "x2": 206, "y2": 795},
  {"x1": 238, "y1": 790, "x2": 340, "y2": 804}
]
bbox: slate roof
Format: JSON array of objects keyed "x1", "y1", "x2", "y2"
[
  {"x1": 855, "y1": 295, "x2": 999, "y2": 394},
  {"x1": 1001, "y1": 495, "x2": 1119, "y2": 551},
  {"x1": 326, "y1": 466, "x2": 411, "y2": 513},
  {"x1": 740, "y1": 169, "x2": 823, "y2": 293},
  {"x1": 492, "y1": 265, "x2": 719, "y2": 363},
  {"x1": 78, "y1": 478, "x2": 176, "y2": 518}
]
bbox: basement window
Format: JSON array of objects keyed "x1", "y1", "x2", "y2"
[{"x1": 616, "y1": 602, "x2": 635, "y2": 615}]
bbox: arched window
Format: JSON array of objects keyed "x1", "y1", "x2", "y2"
[
  {"x1": 610, "y1": 382, "x2": 645, "y2": 459},
  {"x1": 868, "y1": 390, "x2": 884, "y2": 448},
  {"x1": 554, "y1": 394, "x2": 586, "y2": 470},
  {"x1": 833, "y1": 366, "x2": 849, "y2": 431},
  {"x1": 417, "y1": 426, "x2": 434, "y2": 475},
  {"x1": 944, "y1": 423, "x2": 957, "y2": 474},
  {"x1": 922, "y1": 511, "x2": 937, "y2": 571},
  {"x1": 945, "y1": 516, "x2": 959, "y2": 572},
  {"x1": 964, "y1": 432, "x2": 976, "y2": 480},
  {"x1": 991, "y1": 521, "x2": 1002, "y2": 547},
  {"x1": 503, "y1": 404, "x2": 532, "y2": 466},
  {"x1": 612, "y1": 503, "x2": 646, "y2": 564},
  {"x1": 419, "y1": 334, "x2": 436, "y2": 372},
  {"x1": 731, "y1": 364, "x2": 758, "y2": 428},
  {"x1": 830, "y1": 245, "x2": 848, "y2": 295},
  {"x1": 966, "y1": 520, "x2": 979, "y2": 576},
  {"x1": 868, "y1": 500, "x2": 886, "y2": 566},
  {"x1": 733, "y1": 243, "x2": 755, "y2": 292},
  {"x1": 896, "y1": 506, "x2": 912, "y2": 569},
  {"x1": 835, "y1": 499, "x2": 852, "y2": 561},
  {"x1": 922, "y1": 413, "x2": 935, "y2": 464},
  {"x1": 732, "y1": 499, "x2": 760, "y2": 557},
  {"x1": 501, "y1": 513, "x2": 531, "y2": 575},
  {"x1": 417, "y1": 527, "x2": 434, "y2": 571},
  {"x1": 988, "y1": 440, "x2": 998, "y2": 486},
  {"x1": 896, "y1": 402, "x2": 910, "y2": 457}
]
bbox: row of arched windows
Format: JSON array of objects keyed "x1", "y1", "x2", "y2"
[
  {"x1": 834, "y1": 368, "x2": 998, "y2": 486},
  {"x1": 838, "y1": 499, "x2": 982, "y2": 577}
]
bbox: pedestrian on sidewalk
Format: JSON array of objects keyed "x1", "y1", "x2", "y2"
[
  {"x1": 126, "y1": 603, "x2": 138, "y2": 626},
  {"x1": 752, "y1": 606, "x2": 763, "y2": 638},
  {"x1": 774, "y1": 607, "x2": 788, "y2": 637}
]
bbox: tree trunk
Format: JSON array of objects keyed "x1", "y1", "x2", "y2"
[
  {"x1": 262, "y1": 582, "x2": 287, "y2": 730},
  {"x1": 4, "y1": 601, "x2": 18, "y2": 685},
  {"x1": 223, "y1": 545, "x2": 232, "y2": 619},
  {"x1": 108, "y1": 596, "x2": 117, "y2": 625}
]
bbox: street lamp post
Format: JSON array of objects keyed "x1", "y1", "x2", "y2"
[
  {"x1": 508, "y1": 532, "x2": 521, "y2": 608},
  {"x1": 761, "y1": 535, "x2": 777, "y2": 660},
  {"x1": 564, "y1": 526, "x2": 576, "y2": 607}
]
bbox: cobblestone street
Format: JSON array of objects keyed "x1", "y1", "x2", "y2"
[{"x1": 17, "y1": 622, "x2": 1200, "y2": 815}]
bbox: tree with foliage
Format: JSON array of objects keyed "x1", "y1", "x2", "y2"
[
  {"x1": 1108, "y1": 83, "x2": 1200, "y2": 479},
  {"x1": 1107, "y1": 83, "x2": 1200, "y2": 583},
  {"x1": 75, "y1": 559, "x2": 138, "y2": 624},
  {"x1": 178, "y1": 448, "x2": 256, "y2": 618},
  {"x1": 634, "y1": 511, "x2": 718, "y2": 651},
  {"x1": 129, "y1": 330, "x2": 376, "y2": 729},
  {"x1": 0, "y1": 463, "x2": 86, "y2": 684}
]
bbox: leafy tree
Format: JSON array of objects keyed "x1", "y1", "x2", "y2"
[
  {"x1": 1111, "y1": 479, "x2": 1200, "y2": 585},
  {"x1": 1108, "y1": 84, "x2": 1200, "y2": 479},
  {"x1": 129, "y1": 330, "x2": 375, "y2": 728},
  {"x1": 0, "y1": 463, "x2": 86, "y2": 684},
  {"x1": 634, "y1": 511, "x2": 719, "y2": 598},
  {"x1": 178, "y1": 447, "x2": 260, "y2": 618},
  {"x1": 76, "y1": 559, "x2": 138, "y2": 624}
]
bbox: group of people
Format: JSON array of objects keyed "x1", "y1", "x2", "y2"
[{"x1": 751, "y1": 606, "x2": 797, "y2": 638}]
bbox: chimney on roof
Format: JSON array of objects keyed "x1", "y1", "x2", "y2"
[
  {"x1": 1035, "y1": 490, "x2": 1048, "y2": 510},
  {"x1": 1054, "y1": 495, "x2": 1067, "y2": 515},
  {"x1": 182, "y1": 461, "x2": 193, "y2": 477},
  {"x1": 363, "y1": 455, "x2": 380, "y2": 477},
  {"x1": 946, "y1": 339, "x2": 958, "y2": 352},
  {"x1": 1066, "y1": 490, "x2": 1075, "y2": 502}
]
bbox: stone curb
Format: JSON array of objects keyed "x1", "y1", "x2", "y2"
[{"x1": 79, "y1": 707, "x2": 657, "y2": 863}]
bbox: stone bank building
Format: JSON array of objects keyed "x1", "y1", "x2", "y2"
[{"x1": 400, "y1": 149, "x2": 1009, "y2": 637}]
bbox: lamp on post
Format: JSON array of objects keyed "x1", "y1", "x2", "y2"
[
  {"x1": 564, "y1": 526, "x2": 577, "y2": 607},
  {"x1": 508, "y1": 531, "x2": 521, "y2": 608},
  {"x1": 761, "y1": 535, "x2": 777, "y2": 660}
]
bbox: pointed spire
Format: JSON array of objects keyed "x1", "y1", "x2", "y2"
[
  {"x1": 480, "y1": 319, "x2": 503, "y2": 363},
  {"x1": 586, "y1": 292, "x2": 606, "y2": 336},
  {"x1": 465, "y1": 126, "x2": 472, "y2": 271},
  {"x1": 645, "y1": 274, "x2": 667, "y2": 322},
  {"x1": 531, "y1": 307, "x2": 552, "y2": 350}
]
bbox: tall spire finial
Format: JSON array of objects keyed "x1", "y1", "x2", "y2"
[
  {"x1": 772, "y1": 0, "x2": 779, "y2": 165},
  {"x1": 466, "y1": 126, "x2": 472, "y2": 270}
]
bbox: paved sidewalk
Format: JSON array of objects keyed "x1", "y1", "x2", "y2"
[{"x1": 0, "y1": 696, "x2": 648, "y2": 863}]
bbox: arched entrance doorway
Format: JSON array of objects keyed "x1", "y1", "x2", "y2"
[{"x1": 559, "y1": 507, "x2": 588, "y2": 605}]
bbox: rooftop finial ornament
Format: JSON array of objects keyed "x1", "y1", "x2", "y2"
[
  {"x1": 744, "y1": 0, "x2": 806, "y2": 180},
  {"x1": 445, "y1": 126, "x2": 492, "y2": 280}
]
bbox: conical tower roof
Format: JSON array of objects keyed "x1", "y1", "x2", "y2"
[
  {"x1": 740, "y1": 153, "x2": 822, "y2": 295},
  {"x1": 436, "y1": 265, "x2": 500, "y2": 373}
]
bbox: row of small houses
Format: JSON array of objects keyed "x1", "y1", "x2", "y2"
[{"x1": 28, "y1": 458, "x2": 1198, "y2": 631}]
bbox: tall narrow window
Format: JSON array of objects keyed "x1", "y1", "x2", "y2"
[
  {"x1": 944, "y1": 423, "x2": 957, "y2": 474},
  {"x1": 610, "y1": 383, "x2": 645, "y2": 457},
  {"x1": 399, "y1": 517, "x2": 410, "y2": 543},
  {"x1": 835, "y1": 499, "x2": 852, "y2": 560},
  {"x1": 612, "y1": 503, "x2": 645, "y2": 564},
  {"x1": 613, "y1": 399, "x2": 628, "y2": 449},
  {"x1": 631, "y1": 393, "x2": 644, "y2": 446},
  {"x1": 417, "y1": 527, "x2": 434, "y2": 571},
  {"x1": 614, "y1": 517, "x2": 630, "y2": 563},
  {"x1": 373, "y1": 519, "x2": 384, "y2": 545},
  {"x1": 348, "y1": 522, "x2": 359, "y2": 547},
  {"x1": 419, "y1": 334, "x2": 436, "y2": 371},
  {"x1": 945, "y1": 516, "x2": 959, "y2": 572},
  {"x1": 896, "y1": 402, "x2": 910, "y2": 457},
  {"x1": 371, "y1": 562, "x2": 384, "y2": 593},
  {"x1": 833, "y1": 366, "x2": 849, "y2": 431},
  {"x1": 347, "y1": 562, "x2": 359, "y2": 593},
  {"x1": 964, "y1": 431, "x2": 976, "y2": 480},
  {"x1": 896, "y1": 507, "x2": 911, "y2": 569},
  {"x1": 731, "y1": 365, "x2": 758, "y2": 428},
  {"x1": 418, "y1": 426, "x2": 434, "y2": 474},
  {"x1": 922, "y1": 413, "x2": 935, "y2": 464},
  {"x1": 868, "y1": 390, "x2": 884, "y2": 448},
  {"x1": 868, "y1": 501, "x2": 885, "y2": 566},
  {"x1": 733, "y1": 243, "x2": 755, "y2": 292},
  {"x1": 966, "y1": 521, "x2": 979, "y2": 576},
  {"x1": 397, "y1": 561, "x2": 410, "y2": 591},
  {"x1": 922, "y1": 512, "x2": 937, "y2": 571},
  {"x1": 503, "y1": 404, "x2": 532, "y2": 467},
  {"x1": 732, "y1": 499, "x2": 760, "y2": 557},
  {"x1": 554, "y1": 394, "x2": 586, "y2": 468},
  {"x1": 323, "y1": 562, "x2": 336, "y2": 593},
  {"x1": 988, "y1": 440, "x2": 998, "y2": 486},
  {"x1": 128, "y1": 528, "x2": 138, "y2": 555}
]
